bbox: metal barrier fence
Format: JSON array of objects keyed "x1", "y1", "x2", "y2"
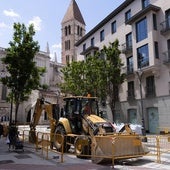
[
  {"x1": 20, "y1": 130, "x2": 64, "y2": 163},
  {"x1": 19, "y1": 130, "x2": 170, "y2": 166}
]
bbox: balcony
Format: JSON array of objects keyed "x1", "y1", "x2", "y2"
[
  {"x1": 127, "y1": 90, "x2": 135, "y2": 101},
  {"x1": 162, "y1": 50, "x2": 170, "y2": 64},
  {"x1": 122, "y1": 41, "x2": 132, "y2": 54},
  {"x1": 160, "y1": 18, "x2": 170, "y2": 35}
]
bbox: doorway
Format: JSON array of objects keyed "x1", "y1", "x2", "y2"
[{"x1": 147, "y1": 107, "x2": 159, "y2": 134}]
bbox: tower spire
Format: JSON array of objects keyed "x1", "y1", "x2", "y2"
[
  {"x1": 46, "y1": 42, "x2": 50, "y2": 55},
  {"x1": 54, "y1": 52, "x2": 57, "y2": 63},
  {"x1": 62, "y1": 0, "x2": 85, "y2": 25}
]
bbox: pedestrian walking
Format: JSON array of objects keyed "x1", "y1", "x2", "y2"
[{"x1": 0, "y1": 123, "x2": 3, "y2": 138}]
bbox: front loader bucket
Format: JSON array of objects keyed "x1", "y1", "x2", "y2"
[{"x1": 91, "y1": 134, "x2": 149, "y2": 164}]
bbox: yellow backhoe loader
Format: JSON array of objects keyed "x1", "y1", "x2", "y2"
[{"x1": 29, "y1": 96, "x2": 149, "y2": 164}]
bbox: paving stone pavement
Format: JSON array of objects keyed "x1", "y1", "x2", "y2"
[{"x1": 0, "y1": 135, "x2": 170, "y2": 170}]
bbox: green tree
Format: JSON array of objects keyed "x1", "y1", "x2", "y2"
[
  {"x1": 1, "y1": 23, "x2": 45, "y2": 123},
  {"x1": 61, "y1": 55, "x2": 106, "y2": 97},
  {"x1": 60, "y1": 39, "x2": 125, "y2": 121},
  {"x1": 102, "y1": 40, "x2": 126, "y2": 121}
]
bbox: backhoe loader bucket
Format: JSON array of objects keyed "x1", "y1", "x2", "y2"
[{"x1": 91, "y1": 134, "x2": 149, "y2": 164}]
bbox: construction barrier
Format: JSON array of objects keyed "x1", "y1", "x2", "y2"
[
  {"x1": 20, "y1": 130, "x2": 64, "y2": 163},
  {"x1": 19, "y1": 130, "x2": 170, "y2": 166}
]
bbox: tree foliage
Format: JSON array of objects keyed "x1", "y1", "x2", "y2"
[
  {"x1": 1, "y1": 22, "x2": 45, "y2": 123},
  {"x1": 60, "y1": 39, "x2": 126, "y2": 121},
  {"x1": 60, "y1": 55, "x2": 107, "y2": 97},
  {"x1": 103, "y1": 40, "x2": 126, "y2": 120}
]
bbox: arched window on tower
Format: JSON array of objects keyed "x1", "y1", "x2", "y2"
[
  {"x1": 68, "y1": 40, "x2": 70, "y2": 50},
  {"x1": 68, "y1": 25, "x2": 71, "y2": 35},
  {"x1": 77, "y1": 25, "x2": 80, "y2": 35},
  {"x1": 66, "y1": 55, "x2": 70, "y2": 64},
  {"x1": 65, "y1": 26, "x2": 67, "y2": 36},
  {"x1": 80, "y1": 27, "x2": 83, "y2": 36}
]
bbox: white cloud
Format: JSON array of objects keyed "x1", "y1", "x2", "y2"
[
  {"x1": 0, "y1": 22, "x2": 8, "y2": 28},
  {"x1": 28, "y1": 16, "x2": 42, "y2": 31},
  {"x1": 52, "y1": 43, "x2": 61, "y2": 50},
  {"x1": 3, "y1": 9, "x2": 20, "y2": 17}
]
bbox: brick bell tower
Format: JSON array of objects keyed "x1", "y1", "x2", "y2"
[{"x1": 61, "y1": 0, "x2": 86, "y2": 64}]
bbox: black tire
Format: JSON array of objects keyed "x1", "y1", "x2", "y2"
[
  {"x1": 74, "y1": 135, "x2": 91, "y2": 159},
  {"x1": 54, "y1": 125, "x2": 69, "y2": 152}
]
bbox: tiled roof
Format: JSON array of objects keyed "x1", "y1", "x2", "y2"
[{"x1": 62, "y1": 0, "x2": 85, "y2": 25}]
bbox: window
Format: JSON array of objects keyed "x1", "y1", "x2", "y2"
[
  {"x1": 77, "y1": 26, "x2": 80, "y2": 35},
  {"x1": 72, "y1": 55, "x2": 75, "y2": 62},
  {"x1": 142, "y1": 0, "x2": 150, "y2": 9},
  {"x1": 111, "y1": 21, "x2": 116, "y2": 34},
  {"x1": 146, "y1": 75, "x2": 155, "y2": 97},
  {"x1": 137, "y1": 44, "x2": 149, "y2": 68},
  {"x1": 83, "y1": 43, "x2": 86, "y2": 51},
  {"x1": 165, "y1": 9, "x2": 170, "y2": 30},
  {"x1": 68, "y1": 25, "x2": 71, "y2": 35},
  {"x1": 91, "y1": 37, "x2": 94, "y2": 46},
  {"x1": 65, "y1": 26, "x2": 67, "y2": 36},
  {"x1": 44, "y1": 111, "x2": 48, "y2": 120},
  {"x1": 100, "y1": 30, "x2": 105, "y2": 41},
  {"x1": 127, "y1": 56, "x2": 133, "y2": 74},
  {"x1": 66, "y1": 55, "x2": 70, "y2": 63},
  {"x1": 136, "y1": 17, "x2": 147, "y2": 42},
  {"x1": 125, "y1": 10, "x2": 131, "y2": 22},
  {"x1": 126, "y1": 32, "x2": 132, "y2": 50},
  {"x1": 154, "y1": 41, "x2": 159, "y2": 59},
  {"x1": 80, "y1": 27, "x2": 83, "y2": 36},
  {"x1": 127, "y1": 81, "x2": 135, "y2": 98},
  {"x1": 153, "y1": 14, "x2": 157, "y2": 30},
  {"x1": 65, "y1": 40, "x2": 70, "y2": 50}
]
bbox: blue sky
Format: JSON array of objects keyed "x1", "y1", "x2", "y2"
[{"x1": 0, "y1": 0, "x2": 125, "y2": 63}]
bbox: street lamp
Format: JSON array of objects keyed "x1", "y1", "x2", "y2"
[{"x1": 136, "y1": 69, "x2": 147, "y2": 142}]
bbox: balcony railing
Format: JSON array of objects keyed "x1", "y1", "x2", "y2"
[
  {"x1": 162, "y1": 50, "x2": 170, "y2": 64},
  {"x1": 160, "y1": 18, "x2": 170, "y2": 35},
  {"x1": 122, "y1": 41, "x2": 132, "y2": 54}
]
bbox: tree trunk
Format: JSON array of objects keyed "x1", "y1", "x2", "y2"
[{"x1": 15, "y1": 102, "x2": 20, "y2": 124}]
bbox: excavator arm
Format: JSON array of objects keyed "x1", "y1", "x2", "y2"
[{"x1": 29, "y1": 98, "x2": 57, "y2": 144}]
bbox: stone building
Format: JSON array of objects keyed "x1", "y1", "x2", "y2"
[
  {"x1": 75, "y1": 0, "x2": 170, "y2": 134},
  {"x1": 61, "y1": 0, "x2": 86, "y2": 64},
  {"x1": 0, "y1": 45, "x2": 64, "y2": 124}
]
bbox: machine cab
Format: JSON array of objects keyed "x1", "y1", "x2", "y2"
[
  {"x1": 63, "y1": 96, "x2": 99, "y2": 118},
  {"x1": 62, "y1": 96, "x2": 99, "y2": 134}
]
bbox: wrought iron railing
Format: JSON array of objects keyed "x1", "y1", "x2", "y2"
[
  {"x1": 122, "y1": 41, "x2": 132, "y2": 54},
  {"x1": 160, "y1": 18, "x2": 170, "y2": 34}
]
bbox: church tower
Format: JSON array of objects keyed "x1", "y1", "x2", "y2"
[{"x1": 61, "y1": 0, "x2": 86, "y2": 64}]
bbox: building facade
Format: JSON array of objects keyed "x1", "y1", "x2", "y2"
[
  {"x1": 0, "y1": 46, "x2": 64, "y2": 124},
  {"x1": 75, "y1": 0, "x2": 170, "y2": 134},
  {"x1": 61, "y1": 0, "x2": 86, "y2": 64}
]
